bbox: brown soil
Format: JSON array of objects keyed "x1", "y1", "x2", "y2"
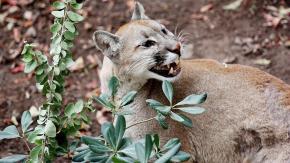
[{"x1": 0, "y1": 0, "x2": 289, "y2": 162}]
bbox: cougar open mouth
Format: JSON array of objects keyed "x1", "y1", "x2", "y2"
[{"x1": 150, "y1": 59, "x2": 181, "y2": 78}]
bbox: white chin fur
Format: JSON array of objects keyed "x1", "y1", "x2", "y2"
[{"x1": 145, "y1": 70, "x2": 182, "y2": 82}]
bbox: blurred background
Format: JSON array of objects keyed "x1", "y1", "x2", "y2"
[{"x1": 0, "y1": 0, "x2": 289, "y2": 161}]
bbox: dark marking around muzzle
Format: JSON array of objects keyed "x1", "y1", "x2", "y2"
[{"x1": 154, "y1": 52, "x2": 166, "y2": 65}]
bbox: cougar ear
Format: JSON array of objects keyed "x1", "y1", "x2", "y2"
[
  {"x1": 93, "y1": 30, "x2": 121, "y2": 62},
  {"x1": 131, "y1": 1, "x2": 150, "y2": 20}
]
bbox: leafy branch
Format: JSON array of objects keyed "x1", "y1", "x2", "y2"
[
  {"x1": 0, "y1": 1, "x2": 208, "y2": 163},
  {"x1": 0, "y1": 0, "x2": 90, "y2": 162},
  {"x1": 79, "y1": 76, "x2": 207, "y2": 162}
]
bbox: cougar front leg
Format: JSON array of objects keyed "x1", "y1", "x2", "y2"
[{"x1": 96, "y1": 56, "x2": 114, "y2": 124}]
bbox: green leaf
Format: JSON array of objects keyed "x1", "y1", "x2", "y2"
[
  {"x1": 112, "y1": 156, "x2": 131, "y2": 163},
  {"x1": 89, "y1": 144, "x2": 112, "y2": 153},
  {"x1": 121, "y1": 91, "x2": 137, "y2": 106},
  {"x1": 21, "y1": 111, "x2": 32, "y2": 133},
  {"x1": 115, "y1": 106, "x2": 134, "y2": 115},
  {"x1": 22, "y1": 52, "x2": 33, "y2": 63},
  {"x1": 155, "y1": 114, "x2": 168, "y2": 129},
  {"x1": 170, "y1": 151, "x2": 191, "y2": 162},
  {"x1": 175, "y1": 93, "x2": 207, "y2": 106},
  {"x1": 27, "y1": 129, "x2": 44, "y2": 143},
  {"x1": 44, "y1": 120, "x2": 56, "y2": 138},
  {"x1": 0, "y1": 125, "x2": 20, "y2": 140},
  {"x1": 115, "y1": 115, "x2": 126, "y2": 148},
  {"x1": 153, "y1": 106, "x2": 171, "y2": 115},
  {"x1": 64, "y1": 103, "x2": 74, "y2": 117},
  {"x1": 67, "y1": 11, "x2": 84, "y2": 22},
  {"x1": 135, "y1": 143, "x2": 145, "y2": 163},
  {"x1": 85, "y1": 153, "x2": 110, "y2": 162},
  {"x1": 178, "y1": 114, "x2": 193, "y2": 128},
  {"x1": 169, "y1": 111, "x2": 184, "y2": 123},
  {"x1": 109, "y1": 76, "x2": 119, "y2": 96},
  {"x1": 50, "y1": 22, "x2": 61, "y2": 34},
  {"x1": 64, "y1": 21, "x2": 76, "y2": 33},
  {"x1": 64, "y1": 31, "x2": 75, "y2": 40},
  {"x1": 156, "y1": 143, "x2": 181, "y2": 163},
  {"x1": 101, "y1": 122, "x2": 116, "y2": 149},
  {"x1": 93, "y1": 94, "x2": 115, "y2": 109},
  {"x1": 176, "y1": 107, "x2": 205, "y2": 115},
  {"x1": 74, "y1": 100, "x2": 84, "y2": 113},
  {"x1": 29, "y1": 146, "x2": 42, "y2": 163},
  {"x1": 152, "y1": 134, "x2": 160, "y2": 150},
  {"x1": 146, "y1": 99, "x2": 165, "y2": 108},
  {"x1": 162, "y1": 138, "x2": 180, "y2": 151},
  {"x1": 162, "y1": 80, "x2": 173, "y2": 104},
  {"x1": 21, "y1": 44, "x2": 30, "y2": 54},
  {"x1": 70, "y1": 2, "x2": 83, "y2": 10},
  {"x1": 81, "y1": 136, "x2": 103, "y2": 146},
  {"x1": 51, "y1": 10, "x2": 64, "y2": 18},
  {"x1": 144, "y1": 135, "x2": 153, "y2": 162},
  {"x1": 72, "y1": 148, "x2": 90, "y2": 162},
  {"x1": 52, "y1": 1, "x2": 66, "y2": 9},
  {"x1": 24, "y1": 60, "x2": 37, "y2": 73},
  {"x1": 119, "y1": 140, "x2": 142, "y2": 159},
  {"x1": 0, "y1": 154, "x2": 27, "y2": 163}
]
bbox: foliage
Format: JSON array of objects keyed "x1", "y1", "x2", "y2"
[
  {"x1": 0, "y1": 0, "x2": 90, "y2": 162},
  {"x1": 0, "y1": 1, "x2": 207, "y2": 162},
  {"x1": 78, "y1": 77, "x2": 206, "y2": 162}
]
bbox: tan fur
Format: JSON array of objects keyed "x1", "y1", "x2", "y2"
[
  {"x1": 95, "y1": 2, "x2": 290, "y2": 162},
  {"x1": 122, "y1": 59, "x2": 290, "y2": 163}
]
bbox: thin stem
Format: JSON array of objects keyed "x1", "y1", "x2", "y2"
[
  {"x1": 21, "y1": 135, "x2": 31, "y2": 152},
  {"x1": 126, "y1": 117, "x2": 156, "y2": 129},
  {"x1": 40, "y1": 2, "x2": 70, "y2": 162}
]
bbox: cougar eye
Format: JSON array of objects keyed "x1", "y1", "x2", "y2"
[
  {"x1": 161, "y1": 28, "x2": 167, "y2": 35},
  {"x1": 142, "y1": 40, "x2": 156, "y2": 47}
]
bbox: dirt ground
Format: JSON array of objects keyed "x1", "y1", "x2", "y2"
[{"x1": 0, "y1": 0, "x2": 289, "y2": 161}]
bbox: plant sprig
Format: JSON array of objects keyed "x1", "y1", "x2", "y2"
[
  {"x1": 88, "y1": 76, "x2": 207, "y2": 162},
  {"x1": 0, "y1": 0, "x2": 91, "y2": 162}
]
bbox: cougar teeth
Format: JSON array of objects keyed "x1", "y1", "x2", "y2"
[{"x1": 169, "y1": 67, "x2": 174, "y2": 74}]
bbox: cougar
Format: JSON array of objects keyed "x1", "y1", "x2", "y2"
[{"x1": 93, "y1": 2, "x2": 290, "y2": 162}]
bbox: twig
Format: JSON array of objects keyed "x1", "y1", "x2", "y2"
[
  {"x1": 21, "y1": 134, "x2": 31, "y2": 152},
  {"x1": 126, "y1": 117, "x2": 156, "y2": 129}
]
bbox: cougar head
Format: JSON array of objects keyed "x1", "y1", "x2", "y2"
[{"x1": 93, "y1": 2, "x2": 182, "y2": 82}]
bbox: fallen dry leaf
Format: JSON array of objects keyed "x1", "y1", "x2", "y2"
[
  {"x1": 223, "y1": 0, "x2": 243, "y2": 10},
  {"x1": 10, "y1": 63, "x2": 24, "y2": 73},
  {"x1": 285, "y1": 40, "x2": 290, "y2": 48},
  {"x1": 223, "y1": 56, "x2": 238, "y2": 64},
  {"x1": 1, "y1": 0, "x2": 17, "y2": 6},
  {"x1": 126, "y1": 0, "x2": 135, "y2": 10},
  {"x1": 254, "y1": 59, "x2": 271, "y2": 66},
  {"x1": 85, "y1": 80, "x2": 98, "y2": 90},
  {"x1": 191, "y1": 14, "x2": 215, "y2": 29},
  {"x1": 11, "y1": 115, "x2": 18, "y2": 126},
  {"x1": 29, "y1": 106, "x2": 39, "y2": 118},
  {"x1": 200, "y1": 4, "x2": 214, "y2": 13},
  {"x1": 69, "y1": 57, "x2": 85, "y2": 71},
  {"x1": 263, "y1": 13, "x2": 282, "y2": 28},
  {"x1": 86, "y1": 54, "x2": 102, "y2": 68},
  {"x1": 13, "y1": 28, "x2": 21, "y2": 42},
  {"x1": 24, "y1": 11, "x2": 33, "y2": 20}
]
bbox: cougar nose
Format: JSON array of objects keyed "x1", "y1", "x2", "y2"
[{"x1": 167, "y1": 43, "x2": 181, "y2": 57}]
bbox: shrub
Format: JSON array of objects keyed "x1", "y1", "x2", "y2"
[{"x1": 0, "y1": 1, "x2": 207, "y2": 162}]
